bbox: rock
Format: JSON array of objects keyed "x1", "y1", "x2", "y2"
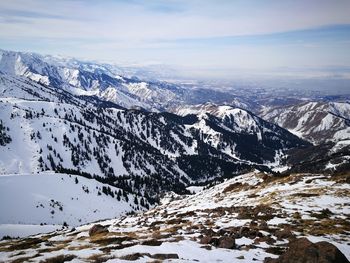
[
  {"x1": 152, "y1": 253, "x2": 179, "y2": 260},
  {"x1": 120, "y1": 253, "x2": 151, "y2": 261},
  {"x1": 237, "y1": 207, "x2": 252, "y2": 219},
  {"x1": 199, "y1": 236, "x2": 219, "y2": 246},
  {"x1": 238, "y1": 226, "x2": 250, "y2": 237},
  {"x1": 141, "y1": 239, "x2": 163, "y2": 246},
  {"x1": 259, "y1": 220, "x2": 269, "y2": 230},
  {"x1": 218, "y1": 236, "x2": 235, "y2": 249},
  {"x1": 238, "y1": 226, "x2": 262, "y2": 239},
  {"x1": 217, "y1": 228, "x2": 229, "y2": 236},
  {"x1": 254, "y1": 236, "x2": 276, "y2": 245},
  {"x1": 89, "y1": 224, "x2": 108, "y2": 237},
  {"x1": 200, "y1": 235, "x2": 213, "y2": 244},
  {"x1": 265, "y1": 246, "x2": 286, "y2": 255},
  {"x1": 251, "y1": 229, "x2": 264, "y2": 239},
  {"x1": 292, "y1": 212, "x2": 301, "y2": 220},
  {"x1": 44, "y1": 241, "x2": 54, "y2": 247},
  {"x1": 250, "y1": 221, "x2": 258, "y2": 228},
  {"x1": 316, "y1": 241, "x2": 349, "y2": 263},
  {"x1": 264, "y1": 238, "x2": 349, "y2": 263},
  {"x1": 275, "y1": 227, "x2": 294, "y2": 240},
  {"x1": 201, "y1": 228, "x2": 216, "y2": 236}
]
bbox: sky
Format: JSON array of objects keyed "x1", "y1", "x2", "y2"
[{"x1": 0, "y1": 0, "x2": 350, "y2": 79}]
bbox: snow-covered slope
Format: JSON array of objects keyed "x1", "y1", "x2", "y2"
[
  {"x1": 1, "y1": 171, "x2": 348, "y2": 262},
  {"x1": 175, "y1": 103, "x2": 272, "y2": 135},
  {"x1": 0, "y1": 172, "x2": 140, "y2": 237},
  {"x1": 0, "y1": 72, "x2": 192, "y2": 202},
  {"x1": 173, "y1": 103, "x2": 309, "y2": 166},
  {"x1": 260, "y1": 101, "x2": 350, "y2": 144},
  {"x1": 0, "y1": 72, "x2": 308, "y2": 185}
]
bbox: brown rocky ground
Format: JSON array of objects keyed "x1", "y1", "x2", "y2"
[{"x1": 0, "y1": 172, "x2": 349, "y2": 262}]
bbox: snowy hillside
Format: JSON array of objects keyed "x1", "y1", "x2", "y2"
[
  {"x1": 173, "y1": 103, "x2": 309, "y2": 165},
  {"x1": 260, "y1": 101, "x2": 350, "y2": 144},
  {"x1": 0, "y1": 72, "x2": 191, "y2": 204},
  {"x1": 0, "y1": 173, "x2": 141, "y2": 238},
  {"x1": 0, "y1": 72, "x2": 309, "y2": 191},
  {"x1": 175, "y1": 103, "x2": 278, "y2": 135},
  {"x1": 1, "y1": 171, "x2": 348, "y2": 262}
]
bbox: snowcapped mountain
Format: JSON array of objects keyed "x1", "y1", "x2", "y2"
[
  {"x1": 173, "y1": 103, "x2": 266, "y2": 135},
  {"x1": 0, "y1": 49, "x2": 187, "y2": 111},
  {"x1": 260, "y1": 101, "x2": 350, "y2": 144},
  {"x1": 173, "y1": 103, "x2": 309, "y2": 163},
  {"x1": 0, "y1": 72, "x2": 309, "y2": 200}
]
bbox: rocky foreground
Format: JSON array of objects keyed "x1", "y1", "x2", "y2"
[{"x1": 0, "y1": 172, "x2": 349, "y2": 262}]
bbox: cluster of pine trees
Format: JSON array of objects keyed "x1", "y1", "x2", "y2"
[{"x1": 0, "y1": 120, "x2": 11, "y2": 146}]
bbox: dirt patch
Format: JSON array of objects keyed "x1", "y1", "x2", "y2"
[
  {"x1": 91, "y1": 236, "x2": 134, "y2": 246},
  {"x1": 39, "y1": 254, "x2": 76, "y2": 263},
  {"x1": 3, "y1": 238, "x2": 42, "y2": 251}
]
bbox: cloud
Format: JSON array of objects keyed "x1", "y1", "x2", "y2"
[
  {"x1": 0, "y1": 8, "x2": 69, "y2": 20},
  {"x1": 1, "y1": 0, "x2": 350, "y2": 41},
  {"x1": 0, "y1": 0, "x2": 349, "y2": 73}
]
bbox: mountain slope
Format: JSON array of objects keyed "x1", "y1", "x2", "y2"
[
  {"x1": 260, "y1": 101, "x2": 350, "y2": 144},
  {"x1": 0, "y1": 72, "x2": 309, "y2": 200},
  {"x1": 173, "y1": 103, "x2": 309, "y2": 164},
  {"x1": 1, "y1": 172, "x2": 348, "y2": 262},
  {"x1": 0, "y1": 72, "x2": 190, "y2": 201},
  {"x1": 286, "y1": 140, "x2": 350, "y2": 174},
  {"x1": 0, "y1": 173, "x2": 140, "y2": 231}
]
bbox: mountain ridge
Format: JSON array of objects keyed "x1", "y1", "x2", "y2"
[
  {"x1": 0, "y1": 71, "x2": 309, "y2": 202},
  {"x1": 260, "y1": 101, "x2": 350, "y2": 144}
]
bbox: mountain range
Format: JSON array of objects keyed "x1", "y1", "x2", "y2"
[
  {"x1": 0, "y1": 71, "x2": 308, "y2": 192},
  {"x1": 0, "y1": 49, "x2": 252, "y2": 112},
  {"x1": 6, "y1": 49, "x2": 347, "y2": 114},
  {"x1": 0, "y1": 49, "x2": 349, "y2": 249}
]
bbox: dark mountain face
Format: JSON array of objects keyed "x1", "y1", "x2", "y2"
[
  {"x1": 0, "y1": 72, "x2": 309, "y2": 204},
  {"x1": 286, "y1": 142, "x2": 350, "y2": 175}
]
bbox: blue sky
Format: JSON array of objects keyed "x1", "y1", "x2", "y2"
[{"x1": 0, "y1": 0, "x2": 350, "y2": 78}]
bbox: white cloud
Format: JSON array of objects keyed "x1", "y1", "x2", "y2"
[
  {"x1": 1, "y1": 0, "x2": 350, "y2": 42},
  {"x1": 0, "y1": 0, "x2": 349, "y2": 73}
]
